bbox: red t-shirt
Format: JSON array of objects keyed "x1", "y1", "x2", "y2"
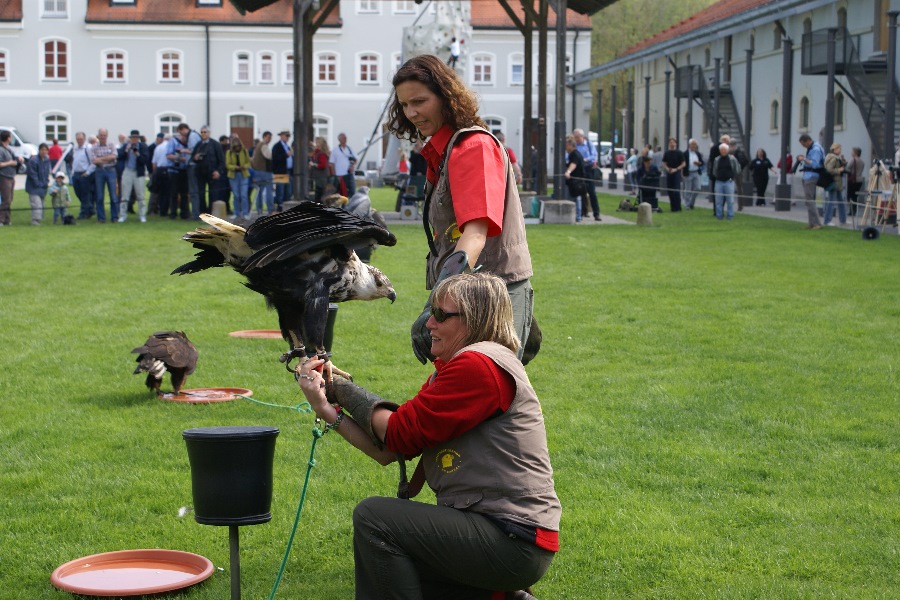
[
  {"x1": 420, "y1": 124, "x2": 506, "y2": 237},
  {"x1": 48, "y1": 145, "x2": 63, "y2": 162}
]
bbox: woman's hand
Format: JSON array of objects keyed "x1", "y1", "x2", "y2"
[{"x1": 296, "y1": 357, "x2": 331, "y2": 419}]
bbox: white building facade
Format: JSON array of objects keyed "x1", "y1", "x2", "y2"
[{"x1": 0, "y1": 0, "x2": 590, "y2": 172}]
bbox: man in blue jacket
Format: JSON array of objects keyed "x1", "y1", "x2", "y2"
[{"x1": 797, "y1": 133, "x2": 824, "y2": 230}]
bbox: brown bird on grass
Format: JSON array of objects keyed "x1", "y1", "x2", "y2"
[{"x1": 132, "y1": 331, "x2": 198, "y2": 395}]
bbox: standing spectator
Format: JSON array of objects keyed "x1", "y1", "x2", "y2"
[
  {"x1": 730, "y1": 141, "x2": 750, "y2": 210},
  {"x1": 309, "y1": 137, "x2": 330, "y2": 203},
  {"x1": 272, "y1": 129, "x2": 293, "y2": 210},
  {"x1": 797, "y1": 133, "x2": 824, "y2": 230},
  {"x1": 563, "y1": 135, "x2": 586, "y2": 222},
  {"x1": 166, "y1": 124, "x2": 195, "y2": 219},
  {"x1": 192, "y1": 126, "x2": 226, "y2": 215},
  {"x1": 845, "y1": 147, "x2": 864, "y2": 216},
  {"x1": 661, "y1": 137, "x2": 685, "y2": 212},
  {"x1": 251, "y1": 131, "x2": 274, "y2": 216},
  {"x1": 48, "y1": 138, "x2": 64, "y2": 168},
  {"x1": 823, "y1": 142, "x2": 847, "y2": 227},
  {"x1": 70, "y1": 131, "x2": 95, "y2": 220},
  {"x1": 409, "y1": 139, "x2": 427, "y2": 177},
  {"x1": 777, "y1": 148, "x2": 793, "y2": 174},
  {"x1": 749, "y1": 149, "x2": 776, "y2": 206},
  {"x1": 0, "y1": 130, "x2": 24, "y2": 225},
  {"x1": 49, "y1": 172, "x2": 70, "y2": 224},
  {"x1": 226, "y1": 135, "x2": 251, "y2": 221},
  {"x1": 711, "y1": 142, "x2": 741, "y2": 220},
  {"x1": 117, "y1": 129, "x2": 150, "y2": 222},
  {"x1": 708, "y1": 134, "x2": 730, "y2": 210},
  {"x1": 146, "y1": 132, "x2": 165, "y2": 215},
  {"x1": 497, "y1": 131, "x2": 524, "y2": 187},
  {"x1": 25, "y1": 143, "x2": 52, "y2": 225},
  {"x1": 572, "y1": 129, "x2": 600, "y2": 220},
  {"x1": 152, "y1": 134, "x2": 175, "y2": 218},
  {"x1": 90, "y1": 128, "x2": 119, "y2": 223},
  {"x1": 329, "y1": 132, "x2": 358, "y2": 197},
  {"x1": 682, "y1": 139, "x2": 704, "y2": 209},
  {"x1": 625, "y1": 148, "x2": 640, "y2": 195}
]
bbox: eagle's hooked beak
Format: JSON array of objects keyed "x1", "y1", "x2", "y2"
[{"x1": 388, "y1": 290, "x2": 397, "y2": 303}]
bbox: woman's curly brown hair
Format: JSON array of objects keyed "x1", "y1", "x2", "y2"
[{"x1": 387, "y1": 54, "x2": 486, "y2": 141}]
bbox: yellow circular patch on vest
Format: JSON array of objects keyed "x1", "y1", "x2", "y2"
[{"x1": 435, "y1": 449, "x2": 461, "y2": 474}]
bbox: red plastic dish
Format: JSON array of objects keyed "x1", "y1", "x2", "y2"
[
  {"x1": 159, "y1": 387, "x2": 252, "y2": 403},
  {"x1": 50, "y1": 549, "x2": 214, "y2": 596},
  {"x1": 228, "y1": 329, "x2": 282, "y2": 339}
]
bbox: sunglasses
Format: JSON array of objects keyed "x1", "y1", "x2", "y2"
[{"x1": 430, "y1": 306, "x2": 461, "y2": 323}]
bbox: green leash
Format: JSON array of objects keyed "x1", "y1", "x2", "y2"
[{"x1": 235, "y1": 394, "x2": 324, "y2": 599}]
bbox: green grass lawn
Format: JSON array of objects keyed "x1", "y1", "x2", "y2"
[{"x1": 1, "y1": 188, "x2": 897, "y2": 598}]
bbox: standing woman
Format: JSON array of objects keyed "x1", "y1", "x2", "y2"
[
  {"x1": 309, "y1": 137, "x2": 330, "y2": 203},
  {"x1": 563, "y1": 135, "x2": 586, "y2": 222},
  {"x1": 388, "y1": 54, "x2": 536, "y2": 365},
  {"x1": 749, "y1": 149, "x2": 776, "y2": 206},
  {"x1": 225, "y1": 136, "x2": 251, "y2": 221},
  {"x1": 823, "y1": 142, "x2": 847, "y2": 226},
  {"x1": 845, "y1": 147, "x2": 864, "y2": 216},
  {"x1": 25, "y1": 143, "x2": 51, "y2": 225}
]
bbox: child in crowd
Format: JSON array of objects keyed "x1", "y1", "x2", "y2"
[{"x1": 49, "y1": 172, "x2": 70, "y2": 224}]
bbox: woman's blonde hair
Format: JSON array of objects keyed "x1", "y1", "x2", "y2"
[
  {"x1": 432, "y1": 273, "x2": 519, "y2": 354},
  {"x1": 315, "y1": 136, "x2": 330, "y2": 154},
  {"x1": 387, "y1": 54, "x2": 486, "y2": 141}
]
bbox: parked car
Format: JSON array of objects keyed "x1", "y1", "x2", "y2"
[
  {"x1": 598, "y1": 141, "x2": 613, "y2": 167},
  {"x1": 613, "y1": 147, "x2": 627, "y2": 168},
  {"x1": 0, "y1": 126, "x2": 37, "y2": 173}
]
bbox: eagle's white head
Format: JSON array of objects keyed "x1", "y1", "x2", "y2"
[{"x1": 340, "y1": 251, "x2": 396, "y2": 303}]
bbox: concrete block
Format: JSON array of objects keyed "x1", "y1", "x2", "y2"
[
  {"x1": 519, "y1": 191, "x2": 536, "y2": 217},
  {"x1": 637, "y1": 202, "x2": 654, "y2": 226},
  {"x1": 541, "y1": 199, "x2": 576, "y2": 224},
  {"x1": 210, "y1": 200, "x2": 227, "y2": 219}
]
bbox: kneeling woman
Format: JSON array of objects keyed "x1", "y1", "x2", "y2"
[{"x1": 298, "y1": 273, "x2": 560, "y2": 599}]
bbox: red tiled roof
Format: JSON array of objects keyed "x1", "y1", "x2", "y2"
[
  {"x1": 85, "y1": 0, "x2": 341, "y2": 26},
  {"x1": 472, "y1": 1, "x2": 592, "y2": 29},
  {"x1": 0, "y1": 0, "x2": 22, "y2": 22},
  {"x1": 623, "y1": 0, "x2": 773, "y2": 55}
]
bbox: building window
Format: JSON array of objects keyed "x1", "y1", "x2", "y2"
[
  {"x1": 357, "y1": 1, "x2": 380, "y2": 14},
  {"x1": 834, "y1": 92, "x2": 845, "y2": 128},
  {"x1": 316, "y1": 52, "x2": 338, "y2": 84},
  {"x1": 484, "y1": 116, "x2": 504, "y2": 135},
  {"x1": 509, "y1": 53, "x2": 524, "y2": 85},
  {"x1": 0, "y1": 50, "x2": 7, "y2": 82},
  {"x1": 312, "y1": 115, "x2": 331, "y2": 142},
  {"x1": 42, "y1": 112, "x2": 69, "y2": 143},
  {"x1": 283, "y1": 52, "x2": 294, "y2": 84},
  {"x1": 799, "y1": 96, "x2": 809, "y2": 130},
  {"x1": 565, "y1": 53, "x2": 572, "y2": 76},
  {"x1": 770, "y1": 100, "x2": 779, "y2": 131},
  {"x1": 42, "y1": 39, "x2": 68, "y2": 81},
  {"x1": 390, "y1": 52, "x2": 401, "y2": 78},
  {"x1": 235, "y1": 51, "x2": 251, "y2": 84},
  {"x1": 774, "y1": 26, "x2": 782, "y2": 50},
  {"x1": 103, "y1": 50, "x2": 126, "y2": 82},
  {"x1": 393, "y1": 1, "x2": 415, "y2": 14},
  {"x1": 472, "y1": 54, "x2": 494, "y2": 85},
  {"x1": 258, "y1": 52, "x2": 275, "y2": 85},
  {"x1": 160, "y1": 50, "x2": 182, "y2": 82},
  {"x1": 42, "y1": 0, "x2": 67, "y2": 18},
  {"x1": 157, "y1": 113, "x2": 184, "y2": 137},
  {"x1": 357, "y1": 53, "x2": 380, "y2": 85},
  {"x1": 704, "y1": 48, "x2": 711, "y2": 68}
]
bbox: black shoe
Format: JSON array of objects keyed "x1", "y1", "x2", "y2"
[{"x1": 594, "y1": 215, "x2": 602, "y2": 221}]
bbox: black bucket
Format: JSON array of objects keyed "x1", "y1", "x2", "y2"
[{"x1": 183, "y1": 426, "x2": 279, "y2": 526}]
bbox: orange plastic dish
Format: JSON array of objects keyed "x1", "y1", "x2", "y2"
[
  {"x1": 159, "y1": 388, "x2": 252, "y2": 403},
  {"x1": 228, "y1": 329, "x2": 282, "y2": 339},
  {"x1": 50, "y1": 549, "x2": 214, "y2": 596}
]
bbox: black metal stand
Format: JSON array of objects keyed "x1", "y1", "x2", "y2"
[{"x1": 229, "y1": 525, "x2": 241, "y2": 600}]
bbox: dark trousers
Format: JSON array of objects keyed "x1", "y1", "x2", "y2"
[
  {"x1": 0, "y1": 175, "x2": 14, "y2": 225},
  {"x1": 156, "y1": 170, "x2": 175, "y2": 218},
  {"x1": 754, "y1": 178, "x2": 769, "y2": 205},
  {"x1": 353, "y1": 496, "x2": 554, "y2": 600},
  {"x1": 666, "y1": 171, "x2": 683, "y2": 211},
  {"x1": 169, "y1": 168, "x2": 190, "y2": 218},
  {"x1": 582, "y1": 166, "x2": 601, "y2": 217},
  {"x1": 73, "y1": 172, "x2": 95, "y2": 218},
  {"x1": 847, "y1": 181, "x2": 863, "y2": 215}
]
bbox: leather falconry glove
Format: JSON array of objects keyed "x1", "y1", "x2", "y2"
[
  {"x1": 325, "y1": 378, "x2": 399, "y2": 450},
  {"x1": 410, "y1": 250, "x2": 471, "y2": 364}
]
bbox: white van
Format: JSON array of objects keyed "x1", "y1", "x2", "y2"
[{"x1": 0, "y1": 126, "x2": 37, "y2": 173}]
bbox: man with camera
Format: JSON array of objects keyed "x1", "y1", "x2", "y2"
[
  {"x1": 797, "y1": 133, "x2": 824, "y2": 230},
  {"x1": 192, "y1": 126, "x2": 226, "y2": 216},
  {"x1": 116, "y1": 130, "x2": 150, "y2": 222},
  {"x1": 329, "y1": 132, "x2": 358, "y2": 197},
  {"x1": 0, "y1": 130, "x2": 25, "y2": 225}
]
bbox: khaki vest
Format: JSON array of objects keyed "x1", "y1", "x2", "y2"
[
  {"x1": 425, "y1": 128, "x2": 532, "y2": 289},
  {"x1": 421, "y1": 342, "x2": 561, "y2": 532}
]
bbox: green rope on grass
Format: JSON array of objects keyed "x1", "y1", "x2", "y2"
[
  {"x1": 269, "y1": 425, "x2": 324, "y2": 600},
  {"x1": 234, "y1": 393, "x2": 322, "y2": 599}
]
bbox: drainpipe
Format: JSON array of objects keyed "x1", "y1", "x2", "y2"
[
  {"x1": 664, "y1": 69, "x2": 672, "y2": 142},
  {"x1": 687, "y1": 65, "x2": 694, "y2": 139},
  {"x1": 775, "y1": 37, "x2": 793, "y2": 211},
  {"x1": 643, "y1": 75, "x2": 650, "y2": 146},
  {"x1": 205, "y1": 24, "x2": 210, "y2": 128},
  {"x1": 883, "y1": 11, "x2": 898, "y2": 160},
  {"x1": 824, "y1": 27, "x2": 837, "y2": 150},
  {"x1": 745, "y1": 47, "x2": 753, "y2": 153}
]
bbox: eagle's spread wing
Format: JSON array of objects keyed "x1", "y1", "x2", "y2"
[
  {"x1": 242, "y1": 203, "x2": 396, "y2": 271},
  {"x1": 132, "y1": 330, "x2": 198, "y2": 373}
]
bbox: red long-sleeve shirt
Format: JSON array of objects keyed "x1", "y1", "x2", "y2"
[{"x1": 384, "y1": 351, "x2": 514, "y2": 458}]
